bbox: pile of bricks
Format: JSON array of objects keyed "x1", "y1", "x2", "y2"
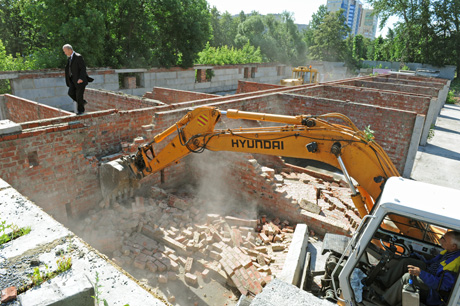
[
  {"x1": 275, "y1": 171, "x2": 361, "y2": 232},
  {"x1": 73, "y1": 182, "x2": 297, "y2": 300}
]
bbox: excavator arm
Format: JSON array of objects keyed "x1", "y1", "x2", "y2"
[{"x1": 118, "y1": 106, "x2": 399, "y2": 217}]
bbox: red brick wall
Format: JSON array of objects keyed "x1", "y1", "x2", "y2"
[
  {"x1": 337, "y1": 80, "x2": 439, "y2": 97},
  {"x1": 2, "y1": 94, "x2": 72, "y2": 123},
  {"x1": 84, "y1": 89, "x2": 162, "y2": 111},
  {"x1": 0, "y1": 76, "x2": 428, "y2": 224},
  {"x1": 186, "y1": 151, "x2": 351, "y2": 236},
  {"x1": 144, "y1": 87, "x2": 219, "y2": 104},
  {"x1": 276, "y1": 94, "x2": 416, "y2": 173},
  {"x1": 236, "y1": 81, "x2": 284, "y2": 94},
  {"x1": 295, "y1": 85, "x2": 431, "y2": 115},
  {"x1": 0, "y1": 107, "x2": 187, "y2": 222},
  {"x1": 385, "y1": 74, "x2": 448, "y2": 85},
  {"x1": 373, "y1": 77, "x2": 444, "y2": 90}
]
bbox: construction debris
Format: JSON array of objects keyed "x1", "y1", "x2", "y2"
[{"x1": 72, "y1": 156, "x2": 359, "y2": 304}]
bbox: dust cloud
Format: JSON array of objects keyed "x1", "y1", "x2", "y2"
[{"x1": 187, "y1": 150, "x2": 259, "y2": 220}]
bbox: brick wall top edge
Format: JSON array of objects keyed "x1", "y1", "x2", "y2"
[
  {"x1": 4, "y1": 94, "x2": 74, "y2": 114},
  {"x1": 152, "y1": 86, "x2": 220, "y2": 97},
  {"x1": 322, "y1": 85, "x2": 432, "y2": 99},
  {"x1": 284, "y1": 94, "x2": 419, "y2": 115},
  {"x1": 373, "y1": 77, "x2": 443, "y2": 89},
  {"x1": 20, "y1": 109, "x2": 118, "y2": 129}
]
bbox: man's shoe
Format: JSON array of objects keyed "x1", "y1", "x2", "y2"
[{"x1": 76, "y1": 112, "x2": 84, "y2": 115}]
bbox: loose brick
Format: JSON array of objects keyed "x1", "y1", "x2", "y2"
[
  {"x1": 146, "y1": 261, "x2": 158, "y2": 273},
  {"x1": 201, "y1": 268, "x2": 210, "y2": 280},
  {"x1": 158, "y1": 274, "x2": 168, "y2": 284},
  {"x1": 185, "y1": 272, "x2": 198, "y2": 286},
  {"x1": 1, "y1": 287, "x2": 17, "y2": 303},
  {"x1": 258, "y1": 233, "x2": 270, "y2": 244},
  {"x1": 185, "y1": 257, "x2": 194, "y2": 273},
  {"x1": 155, "y1": 260, "x2": 167, "y2": 272}
]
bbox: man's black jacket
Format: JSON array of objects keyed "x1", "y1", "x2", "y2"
[{"x1": 65, "y1": 52, "x2": 94, "y2": 87}]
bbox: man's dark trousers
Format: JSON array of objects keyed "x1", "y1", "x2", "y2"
[{"x1": 68, "y1": 77, "x2": 86, "y2": 114}]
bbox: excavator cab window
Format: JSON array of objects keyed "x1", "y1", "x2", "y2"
[
  {"x1": 349, "y1": 214, "x2": 450, "y2": 305},
  {"x1": 377, "y1": 213, "x2": 445, "y2": 257}
]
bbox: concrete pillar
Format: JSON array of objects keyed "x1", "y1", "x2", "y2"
[
  {"x1": 432, "y1": 81, "x2": 451, "y2": 125},
  {"x1": 279, "y1": 224, "x2": 309, "y2": 287},
  {"x1": 419, "y1": 98, "x2": 438, "y2": 146},
  {"x1": 0, "y1": 95, "x2": 6, "y2": 120},
  {"x1": 403, "y1": 114, "x2": 425, "y2": 178}
]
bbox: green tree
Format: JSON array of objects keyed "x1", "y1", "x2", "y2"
[
  {"x1": 196, "y1": 41, "x2": 263, "y2": 65},
  {"x1": 219, "y1": 12, "x2": 240, "y2": 48},
  {"x1": 309, "y1": 10, "x2": 350, "y2": 62},
  {"x1": 151, "y1": 0, "x2": 212, "y2": 67},
  {"x1": 352, "y1": 34, "x2": 366, "y2": 60},
  {"x1": 234, "y1": 12, "x2": 306, "y2": 65},
  {"x1": 303, "y1": 4, "x2": 329, "y2": 50}
]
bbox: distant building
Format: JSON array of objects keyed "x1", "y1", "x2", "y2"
[
  {"x1": 358, "y1": 9, "x2": 378, "y2": 39},
  {"x1": 327, "y1": 0, "x2": 373, "y2": 38}
]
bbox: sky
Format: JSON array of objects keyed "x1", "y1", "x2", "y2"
[{"x1": 206, "y1": 0, "x2": 399, "y2": 38}]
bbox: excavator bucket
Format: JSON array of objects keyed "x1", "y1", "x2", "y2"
[{"x1": 99, "y1": 157, "x2": 138, "y2": 202}]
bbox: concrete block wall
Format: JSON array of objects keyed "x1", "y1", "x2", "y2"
[
  {"x1": 6, "y1": 64, "x2": 293, "y2": 112},
  {"x1": 10, "y1": 69, "x2": 118, "y2": 112},
  {"x1": 361, "y1": 60, "x2": 456, "y2": 80},
  {"x1": 1, "y1": 94, "x2": 73, "y2": 123}
]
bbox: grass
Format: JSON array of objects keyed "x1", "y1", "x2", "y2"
[
  {"x1": 19, "y1": 256, "x2": 73, "y2": 293},
  {"x1": 446, "y1": 78, "x2": 460, "y2": 105},
  {"x1": 0, "y1": 220, "x2": 31, "y2": 245}
]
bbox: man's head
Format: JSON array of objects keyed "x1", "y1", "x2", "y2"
[
  {"x1": 440, "y1": 231, "x2": 460, "y2": 252},
  {"x1": 62, "y1": 44, "x2": 73, "y2": 57}
]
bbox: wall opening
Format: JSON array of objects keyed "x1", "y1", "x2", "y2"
[
  {"x1": 27, "y1": 151, "x2": 39, "y2": 167},
  {"x1": 244, "y1": 67, "x2": 249, "y2": 78},
  {"x1": 118, "y1": 72, "x2": 144, "y2": 89},
  {"x1": 65, "y1": 202, "x2": 73, "y2": 218}
]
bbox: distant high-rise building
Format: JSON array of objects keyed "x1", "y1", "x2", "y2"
[
  {"x1": 326, "y1": 0, "x2": 370, "y2": 37},
  {"x1": 358, "y1": 9, "x2": 378, "y2": 39}
]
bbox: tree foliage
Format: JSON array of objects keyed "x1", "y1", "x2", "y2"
[
  {"x1": 369, "y1": 0, "x2": 460, "y2": 75},
  {"x1": 196, "y1": 41, "x2": 263, "y2": 65},
  {"x1": 308, "y1": 10, "x2": 350, "y2": 62},
  {"x1": 234, "y1": 12, "x2": 307, "y2": 65},
  {"x1": 0, "y1": 0, "x2": 212, "y2": 69}
]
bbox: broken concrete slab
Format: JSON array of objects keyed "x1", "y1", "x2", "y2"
[{"x1": 250, "y1": 278, "x2": 334, "y2": 306}]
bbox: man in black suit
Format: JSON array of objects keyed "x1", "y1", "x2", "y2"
[{"x1": 63, "y1": 44, "x2": 93, "y2": 115}]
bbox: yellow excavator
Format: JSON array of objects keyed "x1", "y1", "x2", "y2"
[
  {"x1": 280, "y1": 65, "x2": 319, "y2": 86},
  {"x1": 101, "y1": 106, "x2": 460, "y2": 305},
  {"x1": 116, "y1": 106, "x2": 396, "y2": 218}
]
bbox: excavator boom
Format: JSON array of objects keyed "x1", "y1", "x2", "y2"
[{"x1": 112, "y1": 106, "x2": 399, "y2": 219}]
